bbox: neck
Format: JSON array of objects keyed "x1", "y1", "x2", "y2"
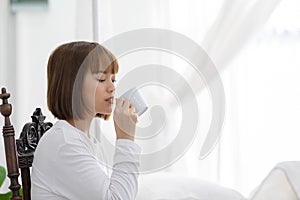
[{"x1": 66, "y1": 117, "x2": 93, "y2": 138}]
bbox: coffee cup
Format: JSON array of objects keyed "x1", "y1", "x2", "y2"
[{"x1": 120, "y1": 87, "x2": 148, "y2": 116}]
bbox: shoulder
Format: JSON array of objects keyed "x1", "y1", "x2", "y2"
[
  {"x1": 33, "y1": 120, "x2": 94, "y2": 175},
  {"x1": 37, "y1": 120, "x2": 82, "y2": 147},
  {"x1": 34, "y1": 120, "x2": 84, "y2": 162}
]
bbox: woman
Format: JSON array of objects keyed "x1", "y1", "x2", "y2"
[{"x1": 31, "y1": 41, "x2": 141, "y2": 200}]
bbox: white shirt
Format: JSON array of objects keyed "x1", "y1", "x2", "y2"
[{"x1": 31, "y1": 120, "x2": 141, "y2": 200}]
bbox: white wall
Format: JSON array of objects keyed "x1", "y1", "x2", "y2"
[
  {"x1": 0, "y1": 1, "x2": 17, "y2": 188},
  {"x1": 0, "y1": 0, "x2": 93, "y2": 191},
  {"x1": 0, "y1": 0, "x2": 93, "y2": 133},
  {"x1": 15, "y1": 0, "x2": 93, "y2": 131}
]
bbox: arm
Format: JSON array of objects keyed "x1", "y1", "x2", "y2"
[
  {"x1": 54, "y1": 98, "x2": 140, "y2": 199},
  {"x1": 54, "y1": 139, "x2": 141, "y2": 200},
  {"x1": 106, "y1": 139, "x2": 141, "y2": 199}
]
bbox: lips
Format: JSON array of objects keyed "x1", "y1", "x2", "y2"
[{"x1": 105, "y1": 97, "x2": 114, "y2": 104}]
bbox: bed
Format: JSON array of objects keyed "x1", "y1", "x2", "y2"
[{"x1": 137, "y1": 161, "x2": 300, "y2": 200}]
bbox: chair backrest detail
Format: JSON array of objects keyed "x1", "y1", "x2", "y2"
[
  {"x1": 1, "y1": 88, "x2": 53, "y2": 200},
  {"x1": 0, "y1": 88, "x2": 22, "y2": 200},
  {"x1": 17, "y1": 108, "x2": 53, "y2": 169}
]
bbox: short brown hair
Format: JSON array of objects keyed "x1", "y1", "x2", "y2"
[{"x1": 47, "y1": 41, "x2": 118, "y2": 120}]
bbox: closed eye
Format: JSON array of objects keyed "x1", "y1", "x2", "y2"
[{"x1": 97, "y1": 79, "x2": 117, "y2": 83}]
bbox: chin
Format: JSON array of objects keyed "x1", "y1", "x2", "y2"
[
  {"x1": 100, "y1": 109, "x2": 112, "y2": 115},
  {"x1": 97, "y1": 106, "x2": 113, "y2": 115}
]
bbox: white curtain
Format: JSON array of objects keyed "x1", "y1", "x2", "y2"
[
  {"x1": 202, "y1": 0, "x2": 282, "y2": 69},
  {"x1": 219, "y1": 0, "x2": 300, "y2": 195},
  {"x1": 95, "y1": 0, "x2": 282, "y2": 195}
]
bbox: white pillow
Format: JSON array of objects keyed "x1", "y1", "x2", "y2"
[
  {"x1": 137, "y1": 173, "x2": 246, "y2": 200},
  {"x1": 250, "y1": 168, "x2": 298, "y2": 200}
]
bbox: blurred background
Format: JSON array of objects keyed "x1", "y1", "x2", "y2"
[{"x1": 1, "y1": 0, "x2": 300, "y2": 197}]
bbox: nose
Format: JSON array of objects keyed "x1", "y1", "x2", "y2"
[{"x1": 107, "y1": 81, "x2": 115, "y2": 93}]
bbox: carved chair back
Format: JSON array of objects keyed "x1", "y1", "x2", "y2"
[{"x1": 0, "y1": 88, "x2": 52, "y2": 200}]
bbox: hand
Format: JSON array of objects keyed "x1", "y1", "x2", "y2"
[{"x1": 113, "y1": 98, "x2": 138, "y2": 141}]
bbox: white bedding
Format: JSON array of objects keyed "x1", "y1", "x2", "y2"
[
  {"x1": 276, "y1": 161, "x2": 300, "y2": 198},
  {"x1": 137, "y1": 161, "x2": 300, "y2": 200},
  {"x1": 250, "y1": 161, "x2": 300, "y2": 200},
  {"x1": 137, "y1": 172, "x2": 246, "y2": 200}
]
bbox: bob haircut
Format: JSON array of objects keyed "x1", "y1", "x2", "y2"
[{"x1": 47, "y1": 41, "x2": 119, "y2": 120}]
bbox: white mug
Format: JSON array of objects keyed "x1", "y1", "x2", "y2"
[{"x1": 120, "y1": 87, "x2": 148, "y2": 116}]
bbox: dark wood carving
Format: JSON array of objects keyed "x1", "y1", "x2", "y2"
[
  {"x1": 0, "y1": 88, "x2": 22, "y2": 200},
  {"x1": 16, "y1": 108, "x2": 53, "y2": 200},
  {"x1": 16, "y1": 108, "x2": 52, "y2": 168}
]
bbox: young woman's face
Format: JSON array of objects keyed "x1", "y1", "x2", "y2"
[{"x1": 82, "y1": 68, "x2": 116, "y2": 117}]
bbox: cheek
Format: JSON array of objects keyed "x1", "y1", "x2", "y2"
[
  {"x1": 95, "y1": 85, "x2": 105, "y2": 105},
  {"x1": 82, "y1": 79, "x2": 98, "y2": 109}
]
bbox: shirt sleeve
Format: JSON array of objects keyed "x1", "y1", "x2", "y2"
[{"x1": 54, "y1": 139, "x2": 141, "y2": 200}]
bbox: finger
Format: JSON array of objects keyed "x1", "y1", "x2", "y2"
[
  {"x1": 121, "y1": 98, "x2": 127, "y2": 106},
  {"x1": 129, "y1": 105, "x2": 136, "y2": 113},
  {"x1": 115, "y1": 98, "x2": 121, "y2": 107},
  {"x1": 123, "y1": 99, "x2": 131, "y2": 109},
  {"x1": 116, "y1": 98, "x2": 125, "y2": 108},
  {"x1": 131, "y1": 112, "x2": 138, "y2": 123}
]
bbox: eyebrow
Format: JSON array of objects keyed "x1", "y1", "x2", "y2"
[
  {"x1": 93, "y1": 67, "x2": 117, "y2": 75},
  {"x1": 95, "y1": 70, "x2": 106, "y2": 74}
]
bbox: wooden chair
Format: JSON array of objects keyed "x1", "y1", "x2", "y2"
[{"x1": 0, "y1": 88, "x2": 52, "y2": 200}]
